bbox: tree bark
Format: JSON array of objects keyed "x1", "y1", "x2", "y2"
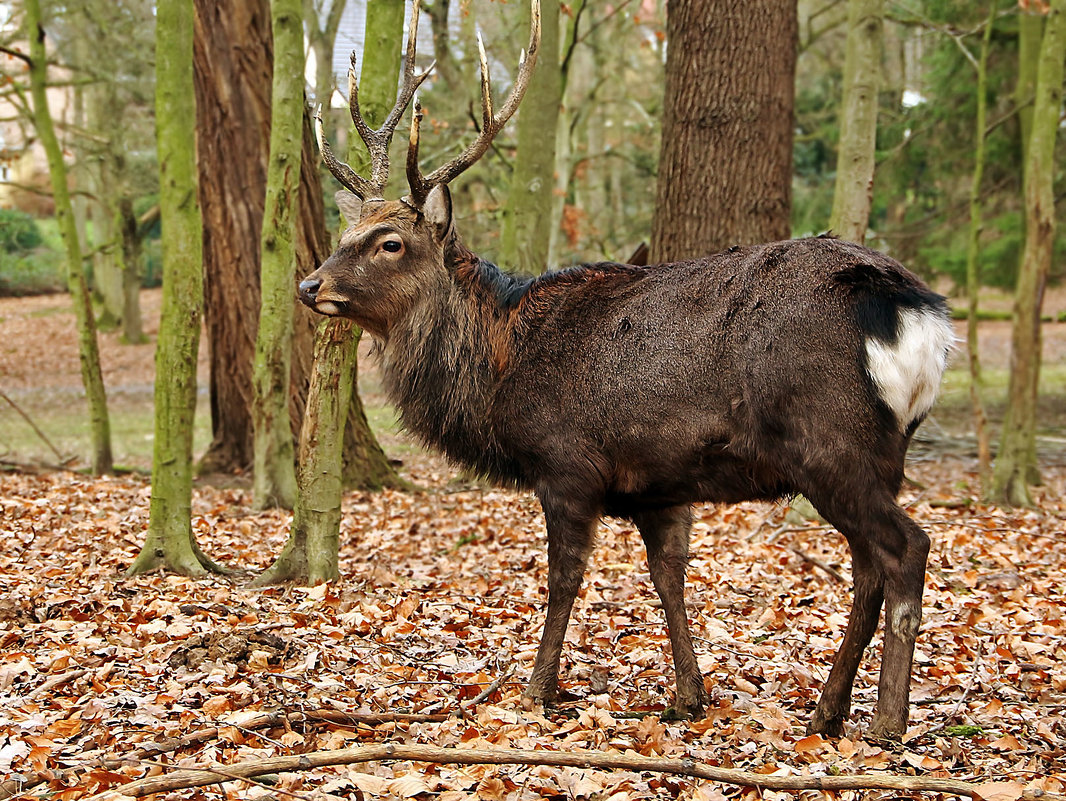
[
  {"x1": 828, "y1": 0, "x2": 882, "y2": 243},
  {"x1": 337, "y1": 0, "x2": 405, "y2": 492},
  {"x1": 992, "y1": 0, "x2": 1065, "y2": 506},
  {"x1": 251, "y1": 319, "x2": 355, "y2": 585},
  {"x1": 25, "y1": 0, "x2": 113, "y2": 475},
  {"x1": 964, "y1": 1, "x2": 996, "y2": 496},
  {"x1": 304, "y1": 0, "x2": 347, "y2": 108},
  {"x1": 129, "y1": 0, "x2": 222, "y2": 577},
  {"x1": 498, "y1": 0, "x2": 562, "y2": 274},
  {"x1": 192, "y1": 0, "x2": 320, "y2": 476},
  {"x1": 650, "y1": 0, "x2": 797, "y2": 262},
  {"x1": 251, "y1": 0, "x2": 305, "y2": 511}
]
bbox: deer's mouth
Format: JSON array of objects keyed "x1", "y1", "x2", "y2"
[{"x1": 301, "y1": 291, "x2": 348, "y2": 317}]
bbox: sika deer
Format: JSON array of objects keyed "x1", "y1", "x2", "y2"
[{"x1": 298, "y1": 0, "x2": 954, "y2": 739}]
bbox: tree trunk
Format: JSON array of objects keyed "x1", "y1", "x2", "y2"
[
  {"x1": 25, "y1": 0, "x2": 113, "y2": 475},
  {"x1": 251, "y1": 319, "x2": 356, "y2": 586},
  {"x1": 964, "y1": 1, "x2": 996, "y2": 496},
  {"x1": 119, "y1": 198, "x2": 147, "y2": 345},
  {"x1": 650, "y1": 0, "x2": 796, "y2": 261},
  {"x1": 254, "y1": 0, "x2": 404, "y2": 587},
  {"x1": 828, "y1": 0, "x2": 882, "y2": 243},
  {"x1": 128, "y1": 0, "x2": 222, "y2": 577},
  {"x1": 991, "y1": 0, "x2": 1065, "y2": 506},
  {"x1": 498, "y1": 0, "x2": 562, "y2": 274},
  {"x1": 304, "y1": 0, "x2": 347, "y2": 107},
  {"x1": 251, "y1": 0, "x2": 305, "y2": 511},
  {"x1": 193, "y1": 0, "x2": 318, "y2": 475}
]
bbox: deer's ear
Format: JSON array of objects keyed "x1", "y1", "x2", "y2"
[
  {"x1": 335, "y1": 190, "x2": 363, "y2": 225},
  {"x1": 424, "y1": 184, "x2": 453, "y2": 243}
]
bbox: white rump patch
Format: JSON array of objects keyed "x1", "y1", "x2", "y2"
[{"x1": 865, "y1": 307, "x2": 955, "y2": 431}]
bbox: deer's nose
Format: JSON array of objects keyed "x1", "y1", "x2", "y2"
[{"x1": 298, "y1": 278, "x2": 321, "y2": 303}]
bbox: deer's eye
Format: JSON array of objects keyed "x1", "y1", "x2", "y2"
[{"x1": 381, "y1": 239, "x2": 403, "y2": 253}]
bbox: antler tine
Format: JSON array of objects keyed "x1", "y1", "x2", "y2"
[
  {"x1": 315, "y1": 106, "x2": 378, "y2": 199},
  {"x1": 476, "y1": 29, "x2": 493, "y2": 125},
  {"x1": 415, "y1": 0, "x2": 541, "y2": 192},
  {"x1": 406, "y1": 101, "x2": 429, "y2": 204}
]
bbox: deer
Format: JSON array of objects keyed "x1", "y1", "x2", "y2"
[{"x1": 298, "y1": 0, "x2": 955, "y2": 740}]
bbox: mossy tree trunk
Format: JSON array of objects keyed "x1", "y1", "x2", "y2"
[
  {"x1": 991, "y1": 0, "x2": 1065, "y2": 506},
  {"x1": 254, "y1": 0, "x2": 403, "y2": 587},
  {"x1": 251, "y1": 0, "x2": 304, "y2": 511},
  {"x1": 25, "y1": 0, "x2": 113, "y2": 475},
  {"x1": 129, "y1": 0, "x2": 223, "y2": 576},
  {"x1": 964, "y1": 1, "x2": 996, "y2": 496},
  {"x1": 828, "y1": 0, "x2": 881, "y2": 243},
  {"x1": 498, "y1": 0, "x2": 561, "y2": 275},
  {"x1": 251, "y1": 319, "x2": 357, "y2": 586}
]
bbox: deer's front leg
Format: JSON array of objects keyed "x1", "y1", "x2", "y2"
[{"x1": 525, "y1": 494, "x2": 598, "y2": 704}]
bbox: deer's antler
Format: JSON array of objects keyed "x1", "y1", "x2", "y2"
[
  {"x1": 316, "y1": 0, "x2": 433, "y2": 200},
  {"x1": 407, "y1": 0, "x2": 541, "y2": 204},
  {"x1": 317, "y1": 0, "x2": 541, "y2": 206}
]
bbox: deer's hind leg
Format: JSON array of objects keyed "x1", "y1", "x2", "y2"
[{"x1": 633, "y1": 504, "x2": 709, "y2": 718}]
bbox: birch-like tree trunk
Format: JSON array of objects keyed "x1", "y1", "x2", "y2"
[
  {"x1": 828, "y1": 0, "x2": 882, "y2": 243},
  {"x1": 498, "y1": 0, "x2": 561, "y2": 274},
  {"x1": 251, "y1": 0, "x2": 305, "y2": 511},
  {"x1": 991, "y1": 0, "x2": 1066, "y2": 506},
  {"x1": 129, "y1": 0, "x2": 222, "y2": 576},
  {"x1": 25, "y1": 0, "x2": 113, "y2": 475}
]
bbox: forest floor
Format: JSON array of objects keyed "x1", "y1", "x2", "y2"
[{"x1": 1, "y1": 288, "x2": 1065, "y2": 800}]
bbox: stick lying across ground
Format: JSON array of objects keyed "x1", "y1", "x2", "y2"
[{"x1": 81, "y1": 742, "x2": 1059, "y2": 800}]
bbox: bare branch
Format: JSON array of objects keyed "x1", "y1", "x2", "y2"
[{"x1": 80, "y1": 741, "x2": 1057, "y2": 801}]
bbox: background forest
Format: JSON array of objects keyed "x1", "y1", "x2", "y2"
[{"x1": 2, "y1": 0, "x2": 1066, "y2": 798}]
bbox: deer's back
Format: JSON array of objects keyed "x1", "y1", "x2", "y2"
[{"x1": 492, "y1": 237, "x2": 949, "y2": 509}]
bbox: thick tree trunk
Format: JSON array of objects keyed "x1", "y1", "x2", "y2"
[
  {"x1": 650, "y1": 0, "x2": 797, "y2": 261},
  {"x1": 992, "y1": 0, "x2": 1065, "y2": 506},
  {"x1": 129, "y1": 0, "x2": 221, "y2": 577},
  {"x1": 828, "y1": 0, "x2": 882, "y2": 243},
  {"x1": 251, "y1": 0, "x2": 305, "y2": 511},
  {"x1": 499, "y1": 0, "x2": 562, "y2": 274},
  {"x1": 26, "y1": 0, "x2": 113, "y2": 475}
]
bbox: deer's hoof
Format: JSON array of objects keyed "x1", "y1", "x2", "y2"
[
  {"x1": 807, "y1": 709, "x2": 847, "y2": 739},
  {"x1": 665, "y1": 687, "x2": 709, "y2": 720}
]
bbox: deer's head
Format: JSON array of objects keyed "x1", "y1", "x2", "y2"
[{"x1": 298, "y1": 0, "x2": 540, "y2": 338}]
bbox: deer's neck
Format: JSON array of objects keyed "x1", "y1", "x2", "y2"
[{"x1": 378, "y1": 242, "x2": 528, "y2": 483}]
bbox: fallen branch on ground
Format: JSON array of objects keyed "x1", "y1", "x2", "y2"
[
  {"x1": 80, "y1": 742, "x2": 1061, "y2": 800},
  {"x1": 0, "y1": 709, "x2": 447, "y2": 800}
]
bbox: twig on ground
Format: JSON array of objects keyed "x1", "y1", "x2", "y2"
[
  {"x1": 78, "y1": 742, "x2": 1063, "y2": 801},
  {"x1": 27, "y1": 668, "x2": 89, "y2": 701},
  {"x1": 459, "y1": 661, "x2": 514, "y2": 715},
  {"x1": 787, "y1": 544, "x2": 847, "y2": 584},
  {"x1": 0, "y1": 388, "x2": 69, "y2": 464},
  {"x1": 0, "y1": 709, "x2": 448, "y2": 800}
]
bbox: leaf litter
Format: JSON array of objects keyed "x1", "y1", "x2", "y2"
[{"x1": 1, "y1": 449, "x2": 1065, "y2": 800}]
